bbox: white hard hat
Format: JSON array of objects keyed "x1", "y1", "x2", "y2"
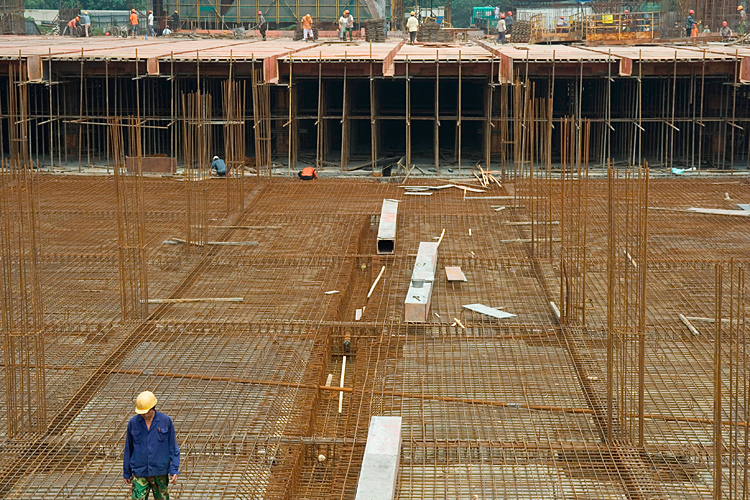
[{"x1": 213, "y1": 155, "x2": 219, "y2": 160}]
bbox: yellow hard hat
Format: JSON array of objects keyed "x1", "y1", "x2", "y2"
[
  {"x1": 411, "y1": 11, "x2": 415, "y2": 15},
  {"x1": 738, "y1": 5, "x2": 744, "y2": 10},
  {"x1": 135, "y1": 391, "x2": 157, "y2": 414}
]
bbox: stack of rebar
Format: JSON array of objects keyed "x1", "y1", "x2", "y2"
[
  {"x1": 509, "y1": 19, "x2": 531, "y2": 43},
  {"x1": 364, "y1": 18, "x2": 387, "y2": 42},
  {"x1": 417, "y1": 18, "x2": 453, "y2": 42}
]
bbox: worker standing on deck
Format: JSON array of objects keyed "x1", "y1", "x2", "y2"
[
  {"x1": 63, "y1": 16, "x2": 79, "y2": 36},
  {"x1": 148, "y1": 10, "x2": 156, "y2": 36},
  {"x1": 496, "y1": 13, "x2": 506, "y2": 44},
  {"x1": 302, "y1": 14, "x2": 314, "y2": 41},
  {"x1": 298, "y1": 166, "x2": 318, "y2": 180},
  {"x1": 81, "y1": 11, "x2": 91, "y2": 37},
  {"x1": 338, "y1": 10, "x2": 353, "y2": 41},
  {"x1": 211, "y1": 156, "x2": 227, "y2": 177},
  {"x1": 494, "y1": 6, "x2": 500, "y2": 20},
  {"x1": 505, "y1": 11, "x2": 514, "y2": 35},
  {"x1": 406, "y1": 11, "x2": 419, "y2": 44},
  {"x1": 738, "y1": 6, "x2": 746, "y2": 35},
  {"x1": 130, "y1": 9, "x2": 139, "y2": 37},
  {"x1": 555, "y1": 16, "x2": 569, "y2": 33},
  {"x1": 345, "y1": 10, "x2": 355, "y2": 39},
  {"x1": 257, "y1": 11, "x2": 267, "y2": 40},
  {"x1": 124, "y1": 391, "x2": 179, "y2": 500},
  {"x1": 172, "y1": 10, "x2": 180, "y2": 31},
  {"x1": 685, "y1": 9, "x2": 696, "y2": 37},
  {"x1": 622, "y1": 9, "x2": 630, "y2": 32},
  {"x1": 720, "y1": 20, "x2": 733, "y2": 39}
]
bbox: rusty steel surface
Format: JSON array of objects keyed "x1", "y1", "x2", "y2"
[{"x1": 0, "y1": 174, "x2": 748, "y2": 498}]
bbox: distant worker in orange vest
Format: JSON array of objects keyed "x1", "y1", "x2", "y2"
[
  {"x1": 298, "y1": 166, "x2": 318, "y2": 180},
  {"x1": 302, "y1": 14, "x2": 314, "y2": 41},
  {"x1": 691, "y1": 22, "x2": 698, "y2": 36},
  {"x1": 130, "y1": 9, "x2": 139, "y2": 37},
  {"x1": 63, "y1": 16, "x2": 79, "y2": 36}
]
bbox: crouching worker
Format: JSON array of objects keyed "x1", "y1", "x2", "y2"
[
  {"x1": 211, "y1": 155, "x2": 226, "y2": 177},
  {"x1": 298, "y1": 166, "x2": 317, "y2": 180}
]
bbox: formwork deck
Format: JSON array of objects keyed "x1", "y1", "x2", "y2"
[
  {"x1": 0, "y1": 35, "x2": 745, "y2": 66},
  {"x1": 0, "y1": 174, "x2": 748, "y2": 498}
]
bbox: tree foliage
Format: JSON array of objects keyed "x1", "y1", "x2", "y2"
[
  {"x1": 449, "y1": 0, "x2": 479, "y2": 28},
  {"x1": 25, "y1": 0, "x2": 143, "y2": 10}
]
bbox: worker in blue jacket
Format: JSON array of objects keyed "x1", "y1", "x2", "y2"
[
  {"x1": 124, "y1": 391, "x2": 180, "y2": 500},
  {"x1": 211, "y1": 155, "x2": 227, "y2": 176},
  {"x1": 686, "y1": 9, "x2": 696, "y2": 37}
]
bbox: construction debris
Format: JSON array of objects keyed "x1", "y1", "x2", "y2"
[
  {"x1": 445, "y1": 266, "x2": 467, "y2": 282},
  {"x1": 146, "y1": 297, "x2": 243, "y2": 304},
  {"x1": 463, "y1": 303, "x2": 516, "y2": 320},
  {"x1": 679, "y1": 314, "x2": 701, "y2": 336}
]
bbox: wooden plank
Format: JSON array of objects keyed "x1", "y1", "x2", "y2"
[
  {"x1": 445, "y1": 266, "x2": 467, "y2": 282},
  {"x1": 145, "y1": 297, "x2": 243, "y2": 304},
  {"x1": 463, "y1": 303, "x2": 516, "y2": 319}
]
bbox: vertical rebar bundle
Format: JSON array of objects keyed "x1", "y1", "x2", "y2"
[
  {"x1": 558, "y1": 119, "x2": 590, "y2": 326},
  {"x1": 712, "y1": 262, "x2": 748, "y2": 498},
  {"x1": 110, "y1": 117, "x2": 149, "y2": 319},
  {"x1": 222, "y1": 80, "x2": 246, "y2": 213},
  {"x1": 0, "y1": 62, "x2": 46, "y2": 437},
  {"x1": 182, "y1": 91, "x2": 212, "y2": 253},
  {"x1": 606, "y1": 163, "x2": 649, "y2": 444},
  {"x1": 252, "y1": 65, "x2": 272, "y2": 176},
  {"x1": 0, "y1": 160, "x2": 46, "y2": 437}
]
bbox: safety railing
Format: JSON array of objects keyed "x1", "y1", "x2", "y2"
[{"x1": 584, "y1": 11, "x2": 660, "y2": 42}]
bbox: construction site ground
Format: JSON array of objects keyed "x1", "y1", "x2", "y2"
[{"x1": 0, "y1": 172, "x2": 748, "y2": 498}]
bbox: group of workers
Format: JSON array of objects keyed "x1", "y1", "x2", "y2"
[
  {"x1": 210, "y1": 154, "x2": 318, "y2": 180},
  {"x1": 65, "y1": 9, "x2": 181, "y2": 37},
  {"x1": 685, "y1": 6, "x2": 745, "y2": 39},
  {"x1": 63, "y1": 12, "x2": 90, "y2": 37},
  {"x1": 63, "y1": 8, "x2": 405, "y2": 43},
  {"x1": 63, "y1": 8, "x2": 402, "y2": 43},
  {"x1": 495, "y1": 11, "x2": 514, "y2": 44}
]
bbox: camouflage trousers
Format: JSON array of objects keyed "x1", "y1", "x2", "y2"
[{"x1": 131, "y1": 475, "x2": 170, "y2": 500}]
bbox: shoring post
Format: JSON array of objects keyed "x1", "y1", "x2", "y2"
[
  {"x1": 548, "y1": 53, "x2": 555, "y2": 258},
  {"x1": 731, "y1": 49, "x2": 738, "y2": 173},
  {"x1": 670, "y1": 50, "x2": 677, "y2": 170},
  {"x1": 316, "y1": 51, "x2": 323, "y2": 169},
  {"x1": 78, "y1": 48, "x2": 84, "y2": 172},
  {"x1": 48, "y1": 48, "x2": 53, "y2": 169},
  {"x1": 287, "y1": 52, "x2": 292, "y2": 176},
  {"x1": 406, "y1": 55, "x2": 411, "y2": 173},
  {"x1": 105, "y1": 59, "x2": 110, "y2": 174},
  {"x1": 341, "y1": 51, "x2": 349, "y2": 171},
  {"x1": 370, "y1": 55, "x2": 378, "y2": 176},
  {"x1": 484, "y1": 53, "x2": 492, "y2": 176},
  {"x1": 434, "y1": 52, "x2": 439, "y2": 173},
  {"x1": 457, "y1": 49, "x2": 462, "y2": 175}
]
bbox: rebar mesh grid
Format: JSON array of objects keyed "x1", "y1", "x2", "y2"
[{"x1": 0, "y1": 175, "x2": 748, "y2": 499}]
